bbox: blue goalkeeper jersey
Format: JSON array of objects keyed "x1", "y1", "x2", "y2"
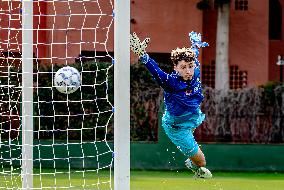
[{"x1": 144, "y1": 57, "x2": 204, "y2": 116}]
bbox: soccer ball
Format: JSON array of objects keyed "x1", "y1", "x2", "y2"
[{"x1": 54, "y1": 66, "x2": 81, "y2": 94}]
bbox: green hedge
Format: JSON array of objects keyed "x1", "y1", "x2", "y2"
[
  {"x1": 199, "y1": 82, "x2": 284, "y2": 143},
  {"x1": 33, "y1": 61, "x2": 114, "y2": 141},
  {"x1": 33, "y1": 60, "x2": 162, "y2": 142},
  {"x1": 3, "y1": 59, "x2": 284, "y2": 143}
]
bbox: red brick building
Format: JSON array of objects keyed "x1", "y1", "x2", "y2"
[
  {"x1": 1, "y1": 0, "x2": 284, "y2": 88},
  {"x1": 131, "y1": 0, "x2": 284, "y2": 88}
]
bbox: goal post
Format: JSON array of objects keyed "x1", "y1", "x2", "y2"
[
  {"x1": 21, "y1": 0, "x2": 34, "y2": 189},
  {"x1": 18, "y1": 0, "x2": 131, "y2": 189},
  {"x1": 114, "y1": 0, "x2": 130, "y2": 190}
]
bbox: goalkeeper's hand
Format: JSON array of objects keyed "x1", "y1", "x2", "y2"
[{"x1": 130, "y1": 32, "x2": 150, "y2": 58}]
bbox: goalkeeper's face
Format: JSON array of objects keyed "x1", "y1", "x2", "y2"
[{"x1": 174, "y1": 60, "x2": 196, "y2": 81}]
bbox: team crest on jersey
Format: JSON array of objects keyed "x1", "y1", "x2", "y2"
[{"x1": 185, "y1": 89, "x2": 192, "y2": 95}]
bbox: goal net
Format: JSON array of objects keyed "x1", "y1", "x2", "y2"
[{"x1": 0, "y1": 0, "x2": 127, "y2": 189}]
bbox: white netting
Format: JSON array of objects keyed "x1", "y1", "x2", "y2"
[{"x1": 0, "y1": 0, "x2": 114, "y2": 189}]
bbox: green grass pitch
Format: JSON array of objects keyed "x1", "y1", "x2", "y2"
[
  {"x1": 1, "y1": 170, "x2": 284, "y2": 190},
  {"x1": 131, "y1": 170, "x2": 284, "y2": 190}
]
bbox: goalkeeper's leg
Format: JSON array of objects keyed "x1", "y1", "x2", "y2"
[
  {"x1": 161, "y1": 112, "x2": 212, "y2": 178},
  {"x1": 185, "y1": 147, "x2": 212, "y2": 179}
]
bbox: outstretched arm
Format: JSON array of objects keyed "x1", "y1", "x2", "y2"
[
  {"x1": 130, "y1": 33, "x2": 176, "y2": 91},
  {"x1": 188, "y1": 31, "x2": 209, "y2": 66},
  {"x1": 141, "y1": 54, "x2": 175, "y2": 91}
]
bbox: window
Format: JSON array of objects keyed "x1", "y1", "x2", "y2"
[
  {"x1": 202, "y1": 60, "x2": 215, "y2": 88},
  {"x1": 230, "y1": 65, "x2": 248, "y2": 89},
  {"x1": 201, "y1": 61, "x2": 248, "y2": 89},
  {"x1": 269, "y1": 0, "x2": 282, "y2": 40},
  {"x1": 235, "y1": 0, "x2": 248, "y2": 11}
]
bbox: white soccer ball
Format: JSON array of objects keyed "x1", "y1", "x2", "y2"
[{"x1": 54, "y1": 66, "x2": 81, "y2": 94}]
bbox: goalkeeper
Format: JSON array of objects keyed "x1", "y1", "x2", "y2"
[{"x1": 130, "y1": 31, "x2": 212, "y2": 178}]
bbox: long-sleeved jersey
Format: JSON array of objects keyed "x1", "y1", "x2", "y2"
[{"x1": 144, "y1": 56, "x2": 204, "y2": 116}]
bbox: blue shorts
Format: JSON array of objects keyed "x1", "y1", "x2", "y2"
[{"x1": 162, "y1": 109, "x2": 205, "y2": 157}]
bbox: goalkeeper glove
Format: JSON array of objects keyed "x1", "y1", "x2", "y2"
[
  {"x1": 130, "y1": 32, "x2": 150, "y2": 58},
  {"x1": 188, "y1": 31, "x2": 209, "y2": 58}
]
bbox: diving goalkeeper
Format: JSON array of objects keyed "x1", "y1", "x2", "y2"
[{"x1": 130, "y1": 31, "x2": 212, "y2": 178}]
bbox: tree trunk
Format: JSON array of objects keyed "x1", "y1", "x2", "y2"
[{"x1": 215, "y1": 3, "x2": 230, "y2": 90}]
